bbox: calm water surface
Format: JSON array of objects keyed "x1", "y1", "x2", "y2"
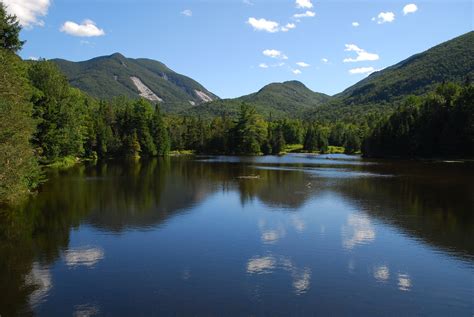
[{"x1": 1, "y1": 154, "x2": 473, "y2": 316}]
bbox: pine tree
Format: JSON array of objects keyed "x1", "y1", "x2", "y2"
[
  {"x1": 303, "y1": 125, "x2": 318, "y2": 152},
  {"x1": 0, "y1": 11, "x2": 41, "y2": 203},
  {"x1": 151, "y1": 106, "x2": 170, "y2": 155},
  {"x1": 0, "y1": 3, "x2": 24, "y2": 52}
]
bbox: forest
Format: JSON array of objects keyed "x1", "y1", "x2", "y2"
[{"x1": 0, "y1": 4, "x2": 473, "y2": 205}]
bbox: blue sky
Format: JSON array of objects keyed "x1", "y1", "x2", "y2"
[{"x1": 7, "y1": 0, "x2": 473, "y2": 98}]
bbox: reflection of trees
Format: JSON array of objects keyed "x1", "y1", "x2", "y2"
[
  {"x1": 233, "y1": 167, "x2": 312, "y2": 208},
  {"x1": 0, "y1": 158, "x2": 472, "y2": 315},
  {"x1": 0, "y1": 158, "x2": 314, "y2": 315},
  {"x1": 335, "y1": 162, "x2": 474, "y2": 259}
]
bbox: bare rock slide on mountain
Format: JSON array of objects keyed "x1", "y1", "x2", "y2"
[{"x1": 130, "y1": 76, "x2": 163, "y2": 102}]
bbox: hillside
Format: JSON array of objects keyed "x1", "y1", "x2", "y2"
[
  {"x1": 307, "y1": 31, "x2": 474, "y2": 122},
  {"x1": 338, "y1": 31, "x2": 474, "y2": 105},
  {"x1": 50, "y1": 32, "x2": 473, "y2": 121},
  {"x1": 51, "y1": 53, "x2": 218, "y2": 111},
  {"x1": 183, "y1": 81, "x2": 331, "y2": 118}
]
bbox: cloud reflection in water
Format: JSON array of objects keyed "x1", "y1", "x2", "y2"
[
  {"x1": 398, "y1": 273, "x2": 412, "y2": 291},
  {"x1": 25, "y1": 263, "x2": 52, "y2": 308},
  {"x1": 246, "y1": 255, "x2": 312, "y2": 295},
  {"x1": 73, "y1": 303, "x2": 100, "y2": 317},
  {"x1": 64, "y1": 247, "x2": 105, "y2": 268},
  {"x1": 374, "y1": 265, "x2": 390, "y2": 282},
  {"x1": 342, "y1": 213, "x2": 376, "y2": 250}
]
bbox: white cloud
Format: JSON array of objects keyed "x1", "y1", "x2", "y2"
[
  {"x1": 281, "y1": 22, "x2": 296, "y2": 32},
  {"x1": 181, "y1": 9, "x2": 192, "y2": 17},
  {"x1": 296, "y1": 62, "x2": 310, "y2": 67},
  {"x1": 243, "y1": 0, "x2": 254, "y2": 5},
  {"x1": 293, "y1": 11, "x2": 316, "y2": 19},
  {"x1": 343, "y1": 44, "x2": 379, "y2": 62},
  {"x1": 293, "y1": 69, "x2": 302, "y2": 75},
  {"x1": 259, "y1": 62, "x2": 285, "y2": 68},
  {"x1": 373, "y1": 12, "x2": 395, "y2": 24},
  {"x1": 263, "y1": 49, "x2": 288, "y2": 59},
  {"x1": 28, "y1": 56, "x2": 39, "y2": 61},
  {"x1": 352, "y1": 21, "x2": 360, "y2": 27},
  {"x1": 296, "y1": 0, "x2": 313, "y2": 9},
  {"x1": 248, "y1": 17, "x2": 280, "y2": 33},
  {"x1": 60, "y1": 19, "x2": 105, "y2": 37},
  {"x1": 321, "y1": 58, "x2": 329, "y2": 63},
  {"x1": 3, "y1": 0, "x2": 51, "y2": 27},
  {"x1": 349, "y1": 67, "x2": 376, "y2": 75},
  {"x1": 403, "y1": 4, "x2": 418, "y2": 15}
]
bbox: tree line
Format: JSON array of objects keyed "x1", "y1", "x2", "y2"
[
  {"x1": 1, "y1": 4, "x2": 472, "y2": 204},
  {"x1": 363, "y1": 81, "x2": 474, "y2": 158}
]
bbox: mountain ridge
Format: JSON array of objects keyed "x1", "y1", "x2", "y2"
[
  {"x1": 181, "y1": 80, "x2": 332, "y2": 118},
  {"x1": 51, "y1": 53, "x2": 218, "y2": 112},
  {"x1": 50, "y1": 31, "x2": 473, "y2": 120}
]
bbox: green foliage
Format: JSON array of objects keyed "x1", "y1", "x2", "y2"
[
  {"x1": 151, "y1": 107, "x2": 170, "y2": 155},
  {"x1": 232, "y1": 103, "x2": 268, "y2": 154},
  {"x1": 303, "y1": 124, "x2": 329, "y2": 153},
  {"x1": 185, "y1": 81, "x2": 331, "y2": 119},
  {"x1": 52, "y1": 53, "x2": 218, "y2": 111},
  {"x1": 339, "y1": 32, "x2": 474, "y2": 106},
  {"x1": 308, "y1": 32, "x2": 474, "y2": 123},
  {"x1": 0, "y1": 49, "x2": 41, "y2": 204},
  {"x1": 0, "y1": 3, "x2": 24, "y2": 52},
  {"x1": 363, "y1": 82, "x2": 474, "y2": 158},
  {"x1": 29, "y1": 61, "x2": 89, "y2": 161},
  {"x1": 1, "y1": 23, "x2": 472, "y2": 206},
  {"x1": 46, "y1": 156, "x2": 77, "y2": 169}
]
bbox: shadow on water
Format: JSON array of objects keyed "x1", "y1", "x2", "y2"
[{"x1": 0, "y1": 155, "x2": 472, "y2": 315}]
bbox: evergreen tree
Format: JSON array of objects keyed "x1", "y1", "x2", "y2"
[
  {"x1": 29, "y1": 61, "x2": 88, "y2": 160},
  {"x1": 124, "y1": 130, "x2": 141, "y2": 159},
  {"x1": 0, "y1": 3, "x2": 24, "y2": 52},
  {"x1": 151, "y1": 106, "x2": 170, "y2": 155},
  {"x1": 233, "y1": 103, "x2": 267, "y2": 155},
  {"x1": 0, "y1": 14, "x2": 41, "y2": 203},
  {"x1": 303, "y1": 125, "x2": 318, "y2": 152}
]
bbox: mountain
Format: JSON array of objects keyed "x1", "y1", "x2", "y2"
[
  {"x1": 307, "y1": 31, "x2": 474, "y2": 122},
  {"x1": 51, "y1": 32, "x2": 472, "y2": 121},
  {"x1": 51, "y1": 53, "x2": 218, "y2": 111},
  {"x1": 337, "y1": 31, "x2": 474, "y2": 105},
  {"x1": 182, "y1": 81, "x2": 331, "y2": 118}
]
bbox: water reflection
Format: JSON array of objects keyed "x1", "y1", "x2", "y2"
[
  {"x1": 0, "y1": 155, "x2": 472, "y2": 315},
  {"x1": 247, "y1": 255, "x2": 312, "y2": 295},
  {"x1": 25, "y1": 264, "x2": 52, "y2": 308},
  {"x1": 291, "y1": 267, "x2": 312, "y2": 295},
  {"x1": 373, "y1": 265, "x2": 390, "y2": 282},
  {"x1": 291, "y1": 216, "x2": 306, "y2": 233},
  {"x1": 261, "y1": 230, "x2": 282, "y2": 243},
  {"x1": 341, "y1": 213, "x2": 376, "y2": 250},
  {"x1": 73, "y1": 303, "x2": 100, "y2": 317},
  {"x1": 64, "y1": 247, "x2": 104, "y2": 268},
  {"x1": 397, "y1": 273, "x2": 412, "y2": 292}
]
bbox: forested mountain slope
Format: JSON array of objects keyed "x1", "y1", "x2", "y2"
[
  {"x1": 183, "y1": 81, "x2": 331, "y2": 118},
  {"x1": 52, "y1": 53, "x2": 218, "y2": 111},
  {"x1": 307, "y1": 31, "x2": 474, "y2": 122}
]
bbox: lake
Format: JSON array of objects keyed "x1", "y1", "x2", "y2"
[{"x1": 1, "y1": 154, "x2": 473, "y2": 316}]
